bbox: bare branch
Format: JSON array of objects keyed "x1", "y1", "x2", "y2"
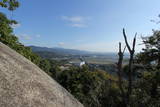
[
  {"x1": 123, "y1": 46, "x2": 126, "y2": 54},
  {"x1": 123, "y1": 28, "x2": 132, "y2": 52},
  {"x1": 132, "y1": 33, "x2": 137, "y2": 52}
]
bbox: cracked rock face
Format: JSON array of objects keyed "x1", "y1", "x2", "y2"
[{"x1": 0, "y1": 42, "x2": 83, "y2": 107}]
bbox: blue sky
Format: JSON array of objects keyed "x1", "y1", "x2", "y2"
[{"x1": 1, "y1": 0, "x2": 160, "y2": 52}]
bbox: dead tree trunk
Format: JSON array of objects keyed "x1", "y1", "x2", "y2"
[
  {"x1": 117, "y1": 28, "x2": 137, "y2": 106},
  {"x1": 123, "y1": 29, "x2": 137, "y2": 105},
  {"x1": 117, "y1": 42, "x2": 126, "y2": 106}
]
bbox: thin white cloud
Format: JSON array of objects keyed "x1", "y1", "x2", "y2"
[
  {"x1": 35, "y1": 34, "x2": 41, "y2": 38},
  {"x1": 17, "y1": 34, "x2": 32, "y2": 40},
  {"x1": 11, "y1": 23, "x2": 21, "y2": 28},
  {"x1": 75, "y1": 39, "x2": 85, "y2": 42},
  {"x1": 70, "y1": 23, "x2": 87, "y2": 28},
  {"x1": 62, "y1": 16, "x2": 85, "y2": 23},
  {"x1": 58, "y1": 42, "x2": 65, "y2": 47},
  {"x1": 16, "y1": 34, "x2": 42, "y2": 41},
  {"x1": 61, "y1": 16, "x2": 89, "y2": 28}
]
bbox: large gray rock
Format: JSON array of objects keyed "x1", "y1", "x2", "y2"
[{"x1": 0, "y1": 42, "x2": 83, "y2": 107}]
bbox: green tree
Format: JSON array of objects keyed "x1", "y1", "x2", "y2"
[
  {"x1": 0, "y1": 0, "x2": 19, "y2": 11},
  {"x1": 0, "y1": 12, "x2": 41, "y2": 65},
  {"x1": 134, "y1": 30, "x2": 160, "y2": 106},
  {"x1": 56, "y1": 66, "x2": 119, "y2": 107},
  {"x1": 137, "y1": 30, "x2": 160, "y2": 68},
  {"x1": 39, "y1": 59, "x2": 51, "y2": 73}
]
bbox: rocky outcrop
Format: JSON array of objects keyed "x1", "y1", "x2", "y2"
[{"x1": 0, "y1": 42, "x2": 83, "y2": 107}]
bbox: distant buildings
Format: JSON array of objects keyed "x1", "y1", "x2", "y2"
[
  {"x1": 80, "y1": 61, "x2": 85, "y2": 66},
  {"x1": 59, "y1": 61, "x2": 86, "y2": 71},
  {"x1": 69, "y1": 61, "x2": 86, "y2": 67}
]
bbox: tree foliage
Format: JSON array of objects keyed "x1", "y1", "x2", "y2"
[
  {"x1": 39, "y1": 59, "x2": 51, "y2": 73},
  {"x1": 137, "y1": 30, "x2": 160, "y2": 68},
  {"x1": 131, "y1": 30, "x2": 160, "y2": 106},
  {"x1": 0, "y1": 12, "x2": 41, "y2": 65},
  {"x1": 54, "y1": 66, "x2": 120, "y2": 107},
  {"x1": 0, "y1": 0, "x2": 19, "y2": 11}
]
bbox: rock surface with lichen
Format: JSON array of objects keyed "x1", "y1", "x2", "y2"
[{"x1": 0, "y1": 42, "x2": 83, "y2": 107}]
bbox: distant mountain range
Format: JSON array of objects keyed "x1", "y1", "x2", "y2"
[
  {"x1": 29, "y1": 46, "x2": 129, "y2": 58},
  {"x1": 29, "y1": 46, "x2": 129, "y2": 63},
  {"x1": 29, "y1": 46, "x2": 92, "y2": 55}
]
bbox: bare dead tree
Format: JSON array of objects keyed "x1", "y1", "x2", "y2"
[
  {"x1": 123, "y1": 29, "x2": 137, "y2": 102},
  {"x1": 117, "y1": 28, "x2": 137, "y2": 106},
  {"x1": 117, "y1": 42, "x2": 126, "y2": 105}
]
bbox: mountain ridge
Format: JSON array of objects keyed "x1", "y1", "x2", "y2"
[{"x1": 29, "y1": 45, "x2": 118, "y2": 55}]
